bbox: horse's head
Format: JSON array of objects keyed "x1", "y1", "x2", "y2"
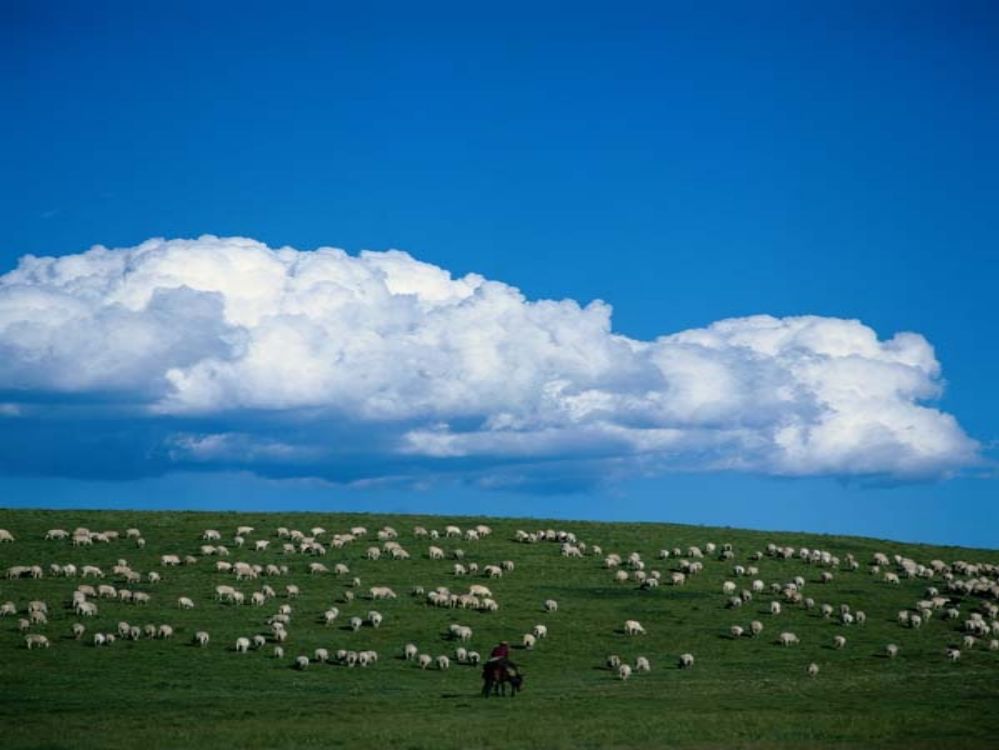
[{"x1": 510, "y1": 673, "x2": 524, "y2": 692}]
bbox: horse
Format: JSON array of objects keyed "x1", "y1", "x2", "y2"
[{"x1": 481, "y1": 660, "x2": 524, "y2": 698}]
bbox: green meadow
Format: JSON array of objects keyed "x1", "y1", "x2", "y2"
[{"x1": 1, "y1": 507, "x2": 997, "y2": 750}]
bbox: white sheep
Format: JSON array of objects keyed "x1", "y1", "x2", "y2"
[
  {"x1": 323, "y1": 608, "x2": 340, "y2": 626},
  {"x1": 533, "y1": 624, "x2": 548, "y2": 639},
  {"x1": 370, "y1": 586, "x2": 397, "y2": 600},
  {"x1": 635, "y1": 656, "x2": 651, "y2": 672},
  {"x1": 368, "y1": 611, "x2": 384, "y2": 628},
  {"x1": 314, "y1": 648, "x2": 329, "y2": 663},
  {"x1": 946, "y1": 648, "x2": 961, "y2": 662},
  {"x1": 624, "y1": 619, "x2": 646, "y2": 636},
  {"x1": 295, "y1": 655, "x2": 310, "y2": 670},
  {"x1": 833, "y1": 635, "x2": 847, "y2": 649},
  {"x1": 177, "y1": 596, "x2": 195, "y2": 610},
  {"x1": 678, "y1": 653, "x2": 695, "y2": 669},
  {"x1": 417, "y1": 653, "x2": 433, "y2": 669},
  {"x1": 72, "y1": 622, "x2": 86, "y2": 639},
  {"x1": 404, "y1": 643, "x2": 419, "y2": 660},
  {"x1": 273, "y1": 646, "x2": 284, "y2": 658},
  {"x1": 807, "y1": 662, "x2": 820, "y2": 677},
  {"x1": 436, "y1": 655, "x2": 451, "y2": 670},
  {"x1": 544, "y1": 599, "x2": 559, "y2": 613},
  {"x1": 0, "y1": 529, "x2": 15, "y2": 543},
  {"x1": 618, "y1": 664, "x2": 632, "y2": 680},
  {"x1": 194, "y1": 631, "x2": 210, "y2": 647},
  {"x1": 607, "y1": 654, "x2": 622, "y2": 669},
  {"x1": 778, "y1": 632, "x2": 799, "y2": 647},
  {"x1": 522, "y1": 633, "x2": 536, "y2": 650},
  {"x1": 730, "y1": 625, "x2": 745, "y2": 638},
  {"x1": 769, "y1": 601, "x2": 782, "y2": 616},
  {"x1": 158, "y1": 624, "x2": 174, "y2": 639},
  {"x1": 252, "y1": 635, "x2": 267, "y2": 649},
  {"x1": 235, "y1": 637, "x2": 251, "y2": 653},
  {"x1": 350, "y1": 616, "x2": 363, "y2": 631}
]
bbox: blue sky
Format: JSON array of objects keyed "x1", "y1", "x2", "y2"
[{"x1": 1, "y1": 1, "x2": 996, "y2": 547}]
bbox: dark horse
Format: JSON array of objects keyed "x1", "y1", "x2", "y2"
[{"x1": 481, "y1": 661, "x2": 524, "y2": 698}]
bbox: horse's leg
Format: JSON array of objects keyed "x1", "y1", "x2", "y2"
[{"x1": 481, "y1": 678, "x2": 492, "y2": 698}]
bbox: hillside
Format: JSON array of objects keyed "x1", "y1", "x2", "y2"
[{"x1": 1, "y1": 507, "x2": 997, "y2": 750}]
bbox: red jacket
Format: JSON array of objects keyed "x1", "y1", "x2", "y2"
[{"x1": 490, "y1": 644, "x2": 510, "y2": 659}]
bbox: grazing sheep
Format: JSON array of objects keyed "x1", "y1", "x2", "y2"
[
  {"x1": 157, "y1": 624, "x2": 174, "y2": 639},
  {"x1": 522, "y1": 633, "x2": 536, "y2": 650},
  {"x1": 368, "y1": 611, "x2": 383, "y2": 628},
  {"x1": 807, "y1": 662, "x2": 820, "y2": 677},
  {"x1": 295, "y1": 655, "x2": 310, "y2": 670},
  {"x1": 25, "y1": 634, "x2": 50, "y2": 649},
  {"x1": 544, "y1": 599, "x2": 558, "y2": 613},
  {"x1": 833, "y1": 635, "x2": 847, "y2": 649},
  {"x1": 962, "y1": 635, "x2": 977, "y2": 650},
  {"x1": 194, "y1": 631, "x2": 210, "y2": 647},
  {"x1": 436, "y1": 655, "x2": 451, "y2": 670},
  {"x1": 778, "y1": 632, "x2": 799, "y2": 647},
  {"x1": 252, "y1": 635, "x2": 267, "y2": 649},
  {"x1": 314, "y1": 648, "x2": 329, "y2": 663},
  {"x1": 885, "y1": 644, "x2": 900, "y2": 659},
  {"x1": 350, "y1": 617, "x2": 363, "y2": 632},
  {"x1": 177, "y1": 597, "x2": 195, "y2": 610},
  {"x1": 467, "y1": 651, "x2": 481, "y2": 665},
  {"x1": 618, "y1": 664, "x2": 632, "y2": 680},
  {"x1": 730, "y1": 625, "x2": 745, "y2": 639},
  {"x1": 678, "y1": 653, "x2": 695, "y2": 669},
  {"x1": 404, "y1": 643, "x2": 419, "y2": 661},
  {"x1": 947, "y1": 648, "x2": 961, "y2": 662},
  {"x1": 72, "y1": 622, "x2": 86, "y2": 639},
  {"x1": 624, "y1": 619, "x2": 646, "y2": 636},
  {"x1": 770, "y1": 601, "x2": 782, "y2": 616},
  {"x1": 235, "y1": 637, "x2": 251, "y2": 653},
  {"x1": 323, "y1": 608, "x2": 340, "y2": 626},
  {"x1": 635, "y1": 656, "x2": 651, "y2": 672},
  {"x1": 607, "y1": 654, "x2": 622, "y2": 669},
  {"x1": 285, "y1": 585, "x2": 300, "y2": 599},
  {"x1": 533, "y1": 624, "x2": 548, "y2": 639},
  {"x1": 0, "y1": 529, "x2": 15, "y2": 543}
]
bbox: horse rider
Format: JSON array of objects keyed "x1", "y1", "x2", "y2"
[{"x1": 487, "y1": 640, "x2": 518, "y2": 674}]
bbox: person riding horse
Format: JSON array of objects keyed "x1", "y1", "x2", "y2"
[
  {"x1": 482, "y1": 642, "x2": 524, "y2": 697},
  {"x1": 487, "y1": 641, "x2": 518, "y2": 674}
]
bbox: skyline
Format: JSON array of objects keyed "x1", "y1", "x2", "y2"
[{"x1": 2, "y1": 2, "x2": 996, "y2": 547}]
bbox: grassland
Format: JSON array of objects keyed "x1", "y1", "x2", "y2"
[{"x1": 1, "y1": 507, "x2": 997, "y2": 750}]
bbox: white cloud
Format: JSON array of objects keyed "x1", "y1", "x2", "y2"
[{"x1": 0, "y1": 235, "x2": 981, "y2": 485}]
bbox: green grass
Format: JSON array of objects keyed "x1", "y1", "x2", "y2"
[{"x1": 1, "y1": 507, "x2": 997, "y2": 749}]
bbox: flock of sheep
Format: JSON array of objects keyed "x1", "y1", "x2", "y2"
[{"x1": 2, "y1": 518, "x2": 999, "y2": 686}]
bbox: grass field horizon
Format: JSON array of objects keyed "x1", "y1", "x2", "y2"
[{"x1": 2, "y1": 506, "x2": 998, "y2": 749}]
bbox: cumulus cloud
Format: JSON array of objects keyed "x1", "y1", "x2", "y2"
[{"x1": 0, "y1": 235, "x2": 981, "y2": 487}]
